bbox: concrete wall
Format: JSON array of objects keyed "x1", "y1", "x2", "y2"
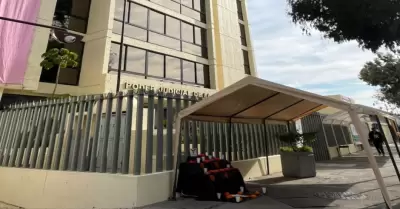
[
  {"x1": 0, "y1": 167, "x2": 173, "y2": 209},
  {"x1": 232, "y1": 155, "x2": 282, "y2": 181}
]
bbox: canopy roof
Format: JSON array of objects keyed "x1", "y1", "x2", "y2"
[{"x1": 178, "y1": 76, "x2": 391, "y2": 124}]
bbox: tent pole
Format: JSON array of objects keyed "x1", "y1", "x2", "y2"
[
  {"x1": 385, "y1": 117, "x2": 400, "y2": 158},
  {"x1": 349, "y1": 111, "x2": 392, "y2": 208},
  {"x1": 263, "y1": 119, "x2": 270, "y2": 175},
  {"x1": 375, "y1": 115, "x2": 400, "y2": 183}
]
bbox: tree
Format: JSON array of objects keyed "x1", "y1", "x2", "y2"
[
  {"x1": 359, "y1": 52, "x2": 400, "y2": 108},
  {"x1": 40, "y1": 48, "x2": 79, "y2": 97},
  {"x1": 287, "y1": 0, "x2": 400, "y2": 52}
]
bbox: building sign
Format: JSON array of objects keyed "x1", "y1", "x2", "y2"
[{"x1": 123, "y1": 82, "x2": 211, "y2": 98}]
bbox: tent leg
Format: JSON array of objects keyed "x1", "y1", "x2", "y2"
[
  {"x1": 349, "y1": 111, "x2": 392, "y2": 208},
  {"x1": 263, "y1": 119, "x2": 270, "y2": 175},
  {"x1": 385, "y1": 117, "x2": 400, "y2": 158},
  {"x1": 375, "y1": 115, "x2": 400, "y2": 183}
]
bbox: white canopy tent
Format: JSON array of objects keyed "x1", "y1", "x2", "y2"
[{"x1": 172, "y1": 76, "x2": 395, "y2": 208}]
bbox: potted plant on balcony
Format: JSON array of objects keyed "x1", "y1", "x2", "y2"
[{"x1": 278, "y1": 131, "x2": 317, "y2": 178}]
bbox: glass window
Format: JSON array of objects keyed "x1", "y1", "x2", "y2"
[
  {"x1": 70, "y1": 0, "x2": 91, "y2": 18},
  {"x1": 181, "y1": 22, "x2": 194, "y2": 43},
  {"x1": 147, "y1": 52, "x2": 164, "y2": 77},
  {"x1": 113, "y1": 20, "x2": 122, "y2": 34},
  {"x1": 151, "y1": 0, "x2": 180, "y2": 12},
  {"x1": 243, "y1": 50, "x2": 250, "y2": 66},
  {"x1": 53, "y1": 0, "x2": 91, "y2": 33},
  {"x1": 114, "y1": 0, "x2": 128, "y2": 20},
  {"x1": 129, "y1": 3, "x2": 148, "y2": 28},
  {"x1": 149, "y1": 11, "x2": 165, "y2": 34},
  {"x1": 126, "y1": 47, "x2": 146, "y2": 74},
  {"x1": 237, "y1": 0, "x2": 243, "y2": 20},
  {"x1": 109, "y1": 43, "x2": 122, "y2": 71},
  {"x1": 181, "y1": 7, "x2": 202, "y2": 22},
  {"x1": 166, "y1": 56, "x2": 181, "y2": 80},
  {"x1": 182, "y1": 42, "x2": 202, "y2": 57},
  {"x1": 181, "y1": 0, "x2": 193, "y2": 8},
  {"x1": 195, "y1": 63, "x2": 204, "y2": 84},
  {"x1": 125, "y1": 24, "x2": 148, "y2": 41},
  {"x1": 182, "y1": 60, "x2": 195, "y2": 83},
  {"x1": 193, "y1": 0, "x2": 203, "y2": 11},
  {"x1": 149, "y1": 32, "x2": 181, "y2": 50},
  {"x1": 239, "y1": 24, "x2": 247, "y2": 46},
  {"x1": 166, "y1": 16, "x2": 180, "y2": 39},
  {"x1": 194, "y1": 27, "x2": 206, "y2": 46}
]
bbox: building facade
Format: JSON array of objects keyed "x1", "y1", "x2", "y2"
[{"x1": 0, "y1": 0, "x2": 257, "y2": 106}]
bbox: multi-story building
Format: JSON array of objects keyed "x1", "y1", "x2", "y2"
[{"x1": 0, "y1": 0, "x2": 257, "y2": 107}]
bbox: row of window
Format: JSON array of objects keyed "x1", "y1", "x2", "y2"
[
  {"x1": 148, "y1": 0, "x2": 206, "y2": 22},
  {"x1": 109, "y1": 43, "x2": 210, "y2": 87},
  {"x1": 237, "y1": 0, "x2": 243, "y2": 21},
  {"x1": 114, "y1": 2, "x2": 208, "y2": 58},
  {"x1": 53, "y1": 0, "x2": 92, "y2": 33},
  {"x1": 237, "y1": 1, "x2": 250, "y2": 75}
]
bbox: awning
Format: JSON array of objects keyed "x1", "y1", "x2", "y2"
[{"x1": 172, "y1": 76, "x2": 394, "y2": 208}]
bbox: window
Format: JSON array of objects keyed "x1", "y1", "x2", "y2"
[
  {"x1": 149, "y1": 0, "x2": 206, "y2": 22},
  {"x1": 237, "y1": 0, "x2": 244, "y2": 20},
  {"x1": 109, "y1": 43, "x2": 210, "y2": 87},
  {"x1": 112, "y1": 3, "x2": 208, "y2": 58},
  {"x1": 53, "y1": 0, "x2": 91, "y2": 33},
  {"x1": 115, "y1": 0, "x2": 128, "y2": 20},
  {"x1": 147, "y1": 52, "x2": 164, "y2": 77},
  {"x1": 129, "y1": 3, "x2": 148, "y2": 28},
  {"x1": 166, "y1": 56, "x2": 181, "y2": 80},
  {"x1": 166, "y1": 16, "x2": 180, "y2": 39},
  {"x1": 182, "y1": 61, "x2": 195, "y2": 83},
  {"x1": 149, "y1": 11, "x2": 165, "y2": 34},
  {"x1": 126, "y1": 47, "x2": 146, "y2": 74},
  {"x1": 239, "y1": 23, "x2": 247, "y2": 46},
  {"x1": 242, "y1": 50, "x2": 251, "y2": 75},
  {"x1": 40, "y1": 37, "x2": 84, "y2": 86},
  {"x1": 182, "y1": 22, "x2": 194, "y2": 42}
]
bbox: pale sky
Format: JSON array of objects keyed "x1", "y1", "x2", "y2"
[{"x1": 247, "y1": 0, "x2": 380, "y2": 107}]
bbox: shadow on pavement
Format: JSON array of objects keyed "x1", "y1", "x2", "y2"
[{"x1": 316, "y1": 156, "x2": 391, "y2": 170}]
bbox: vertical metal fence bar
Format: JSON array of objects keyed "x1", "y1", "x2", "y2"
[
  {"x1": 165, "y1": 93, "x2": 173, "y2": 170},
  {"x1": 62, "y1": 97, "x2": 77, "y2": 170},
  {"x1": 206, "y1": 122, "x2": 212, "y2": 156},
  {"x1": 269, "y1": 125, "x2": 276, "y2": 155},
  {"x1": 37, "y1": 100, "x2": 54, "y2": 169},
  {"x1": 16, "y1": 104, "x2": 34, "y2": 167},
  {"x1": 23, "y1": 105, "x2": 40, "y2": 168},
  {"x1": 145, "y1": 91, "x2": 155, "y2": 174},
  {"x1": 199, "y1": 122, "x2": 205, "y2": 154},
  {"x1": 0, "y1": 111, "x2": 8, "y2": 161},
  {"x1": 183, "y1": 96, "x2": 190, "y2": 158},
  {"x1": 30, "y1": 102, "x2": 48, "y2": 168},
  {"x1": 253, "y1": 124, "x2": 261, "y2": 157},
  {"x1": 45, "y1": 99, "x2": 62, "y2": 169},
  {"x1": 232, "y1": 123, "x2": 238, "y2": 161},
  {"x1": 258, "y1": 124, "x2": 266, "y2": 156},
  {"x1": 212, "y1": 122, "x2": 218, "y2": 157},
  {"x1": 192, "y1": 121, "x2": 198, "y2": 149},
  {"x1": 174, "y1": 95, "x2": 181, "y2": 162},
  {"x1": 79, "y1": 95, "x2": 94, "y2": 171},
  {"x1": 0, "y1": 108, "x2": 16, "y2": 164},
  {"x1": 266, "y1": 124, "x2": 272, "y2": 155},
  {"x1": 70, "y1": 96, "x2": 86, "y2": 171},
  {"x1": 134, "y1": 89, "x2": 144, "y2": 175},
  {"x1": 244, "y1": 124, "x2": 250, "y2": 159},
  {"x1": 0, "y1": 111, "x2": 6, "y2": 143},
  {"x1": 238, "y1": 124, "x2": 244, "y2": 160},
  {"x1": 218, "y1": 123, "x2": 225, "y2": 158},
  {"x1": 249, "y1": 124, "x2": 256, "y2": 158},
  {"x1": 226, "y1": 123, "x2": 232, "y2": 161},
  {"x1": 111, "y1": 92, "x2": 123, "y2": 173},
  {"x1": 156, "y1": 92, "x2": 164, "y2": 172},
  {"x1": 100, "y1": 93, "x2": 113, "y2": 173},
  {"x1": 89, "y1": 95, "x2": 103, "y2": 172},
  {"x1": 122, "y1": 90, "x2": 133, "y2": 174},
  {"x1": 53, "y1": 99, "x2": 69, "y2": 170},
  {"x1": 8, "y1": 104, "x2": 28, "y2": 167}
]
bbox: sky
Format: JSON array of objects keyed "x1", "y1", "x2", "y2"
[{"x1": 247, "y1": 0, "x2": 380, "y2": 107}]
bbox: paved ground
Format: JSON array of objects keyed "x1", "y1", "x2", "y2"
[{"x1": 143, "y1": 146, "x2": 400, "y2": 209}]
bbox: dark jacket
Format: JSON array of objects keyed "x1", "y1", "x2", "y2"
[{"x1": 369, "y1": 131, "x2": 383, "y2": 143}]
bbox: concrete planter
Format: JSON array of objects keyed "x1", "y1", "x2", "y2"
[{"x1": 280, "y1": 151, "x2": 316, "y2": 178}]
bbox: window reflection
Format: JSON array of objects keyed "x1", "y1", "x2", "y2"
[
  {"x1": 109, "y1": 43, "x2": 121, "y2": 71},
  {"x1": 130, "y1": 3, "x2": 148, "y2": 28},
  {"x1": 166, "y1": 16, "x2": 181, "y2": 39},
  {"x1": 147, "y1": 52, "x2": 164, "y2": 77},
  {"x1": 239, "y1": 23, "x2": 247, "y2": 46},
  {"x1": 182, "y1": 22, "x2": 194, "y2": 43},
  {"x1": 126, "y1": 47, "x2": 146, "y2": 74},
  {"x1": 114, "y1": 0, "x2": 128, "y2": 20},
  {"x1": 148, "y1": 0, "x2": 206, "y2": 22},
  {"x1": 149, "y1": 32, "x2": 181, "y2": 50},
  {"x1": 182, "y1": 61, "x2": 195, "y2": 83},
  {"x1": 149, "y1": 11, "x2": 165, "y2": 34},
  {"x1": 166, "y1": 56, "x2": 181, "y2": 80},
  {"x1": 53, "y1": 0, "x2": 91, "y2": 33}
]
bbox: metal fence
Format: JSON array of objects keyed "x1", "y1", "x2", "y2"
[
  {"x1": 0, "y1": 90, "x2": 297, "y2": 175},
  {"x1": 301, "y1": 113, "x2": 331, "y2": 161}
]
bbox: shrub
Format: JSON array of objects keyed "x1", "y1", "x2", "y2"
[{"x1": 278, "y1": 130, "x2": 316, "y2": 153}]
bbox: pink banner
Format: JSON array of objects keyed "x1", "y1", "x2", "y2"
[{"x1": 0, "y1": 0, "x2": 41, "y2": 85}]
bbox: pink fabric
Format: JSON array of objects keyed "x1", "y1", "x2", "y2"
[{"x1": 0, "y1": 0, "x2": 41, "y2": 84}]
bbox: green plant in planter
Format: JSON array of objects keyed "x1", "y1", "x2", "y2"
[{"x1": 278, "y1": 130, "x2": 317, "y2": 153}]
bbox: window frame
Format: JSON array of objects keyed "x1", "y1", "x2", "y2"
[
  {"x1": 109, "y1": 42, "x2": 210, "y2": 88},
  {"x1": 53, "y1": 0, "x2": 92, "y2": 33}
]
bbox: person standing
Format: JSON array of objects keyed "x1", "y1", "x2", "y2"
[{"x1": 369, "y1": 127, "x2": 385, "y2": 156}]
